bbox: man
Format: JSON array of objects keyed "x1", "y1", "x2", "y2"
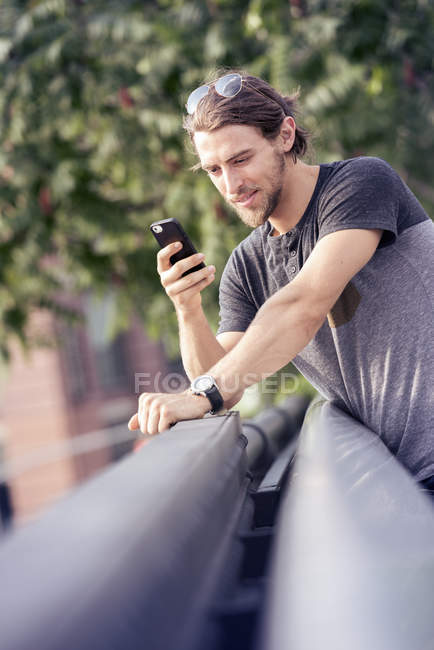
[{"x1": 129, "y1": 72, "x2": 434, "y2": 489}]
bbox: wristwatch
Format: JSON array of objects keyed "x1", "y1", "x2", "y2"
[{"x1": 190, "y1": 374, "x2": 224, "y2": 414}]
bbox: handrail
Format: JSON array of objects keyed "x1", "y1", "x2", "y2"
[
  {"x1": 242, "y1": 394, "x2": 310, "y2": 472},
  {"x1": 0, "y1": 395, "x2": 309, "y2": 650},
  {"x1": 260, "y1": 399, "x2": 434, "y2": 650},
  {"x1": 0, "y1": 413, "x2": 248, "y2": 650}
]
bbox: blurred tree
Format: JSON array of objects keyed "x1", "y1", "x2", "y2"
[{"x1": 0, "y1": 0, "x2": 432, "y2": 361}]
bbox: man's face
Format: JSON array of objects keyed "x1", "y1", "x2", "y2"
[{"x1": 194, "y1": 124, "x2": 287, "y2": 228}]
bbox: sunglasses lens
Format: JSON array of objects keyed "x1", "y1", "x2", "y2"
[
  {"x1": 186, "y1": 74, "x2": 243, "y2": 115},
  {"x1": 214, "y1": 73, "x2": 242, "y2": 98},
  {"x1": 186, "y1": 84, "x2": 210, "y2": 115}
]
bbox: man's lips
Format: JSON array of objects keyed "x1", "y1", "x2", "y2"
[{"x1": 234, "y1": 189, "x2": 258, "y2": 207}]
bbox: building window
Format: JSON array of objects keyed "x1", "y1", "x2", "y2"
[{"x1": 84, "y1": 293, "x2": 129, "y2": 394}]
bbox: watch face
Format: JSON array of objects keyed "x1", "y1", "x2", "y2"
[{"x1": 193, "y1": 375, "x2": 214, "y2": 392}]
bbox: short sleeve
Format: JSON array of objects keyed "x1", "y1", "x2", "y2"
[
  {"x1": 318, "y1": 157, "x2": 400, "y2": 248},
  {"x1": 217, "y1": 252, "x2": 257, "y2": 335}
]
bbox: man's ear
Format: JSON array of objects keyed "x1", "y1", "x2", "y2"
[{"x1": 279, "y1": 116, "x2": 296, "y2": 153}]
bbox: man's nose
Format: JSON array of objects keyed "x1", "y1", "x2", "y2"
[{"x1": 222, "y1": 168, "x2": 242, "y2": 198}]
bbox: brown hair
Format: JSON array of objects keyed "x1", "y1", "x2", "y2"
[{"x1": 183, "y1": 71, "x2": 310, "y2": 163}]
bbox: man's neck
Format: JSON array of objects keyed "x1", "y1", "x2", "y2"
[{"x1": 269, "y1": 161, "x2": 320, "y2": 236}]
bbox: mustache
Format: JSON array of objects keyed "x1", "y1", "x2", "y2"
[{"x1": 228, "y1": 186, "x2": 260, "y2": 202}]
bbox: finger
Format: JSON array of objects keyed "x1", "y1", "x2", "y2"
[
  {"x1": 160, "y1": 252, "x2": 205, "y2": 285},
  {"x1": 167, "y1": 271, "x2": 215, "y2": 306},
  {"x1": 162, "y1": 260, "x2": 209, "y2": 292},
  {"x1": 157, "y1": 242, "x2": 183, "y2": 274},
  {"x1": 128, "y1": 413, "x2": 139, "y2": 430},
  {"x1": 137, "y1": 395, "x2": 152, "y2": 434},
  {"x1": 146, "y1": 404, "x2": 161, "y2": 436},
  {"x1": 159, "y1": 406, "x2": 175, "y2": 433},
  {"x1": 165, "y1": 265, "x2": 215, "y2": 297}
]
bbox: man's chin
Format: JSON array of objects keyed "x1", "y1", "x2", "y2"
[{"x1": 233, "y1": 205, "x2": 268, "y2": 229}]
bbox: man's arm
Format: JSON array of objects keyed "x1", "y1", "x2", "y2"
[
  {"x1": 157, "y1": 241, "x2": 243, "y2": 379},
  {"x1": 209, "y1": 228, "x2": 383, "y2": 407},
  {"x1": 129, "y1": 228, "x2": 382, "y2": 434},
  {"x1": 177, "y1": 308, "x2": 243, "y2": 379}
]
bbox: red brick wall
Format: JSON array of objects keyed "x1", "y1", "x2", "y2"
[
  {"x1": 0, "y1": 313, "x2": 75, "y2": 522},
  {"x1": 0, "y1": 312, "x2": 169, "y2": 523}
]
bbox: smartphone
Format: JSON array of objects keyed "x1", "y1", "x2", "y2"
[{"x1": 150, "y1": 218, "x2": 206, "y2": 277}]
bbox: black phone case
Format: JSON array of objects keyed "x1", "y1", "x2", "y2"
[{"x1": 150, "y1": 218, "x2": 206, "y2": 277}]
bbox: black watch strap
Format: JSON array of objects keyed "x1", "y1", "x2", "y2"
[{"x1": 204, "y1": 384, "x2": 224, "y2": 414}]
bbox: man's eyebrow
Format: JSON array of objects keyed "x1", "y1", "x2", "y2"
[{"x1": 201, "y1": 148, "x2": 254, "y2": 171}]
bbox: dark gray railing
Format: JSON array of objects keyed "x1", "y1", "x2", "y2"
[
  {"x1": 242, "y1": 394, "x2": 309, "y2": 473},
  {"x1": 259, "y1": 398, "x2": 434, "y2": 650},
  {"x1": 0, "y1": 396, "x2": 308, "y2": 650},
  {"x1": 5, "y1": 396, "x2": 430, "y2": 650}
]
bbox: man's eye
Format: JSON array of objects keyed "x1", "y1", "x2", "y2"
[
  {"x1": 235, "y1": 157, "x2": 248, "y2": 165},
  {"x1": 207, "y1": 167, "x2": 219, "y2": 175}
]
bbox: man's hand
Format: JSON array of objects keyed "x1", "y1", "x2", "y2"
[
  {"x1": 128, "y1": 390, "x2": 210, "y2": 435},
  {"x1": 158, "y1": 242, "x2": 215, "y2": 315}
]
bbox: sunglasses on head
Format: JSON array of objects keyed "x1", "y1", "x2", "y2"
[{"x1": 186, "y1": 73, "x2": 244, "y2": 115}]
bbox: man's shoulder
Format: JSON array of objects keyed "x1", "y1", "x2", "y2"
[
  {"x1": 324, "y1": 155, "x2": 398, "y2": 185},
  {"x1": 318, "y1": 156, "x2": 403, "y2": 208}
]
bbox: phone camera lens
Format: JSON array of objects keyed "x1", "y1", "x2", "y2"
[{"x1": 152, "y1": 225, "x2": 163, "y2": 233}]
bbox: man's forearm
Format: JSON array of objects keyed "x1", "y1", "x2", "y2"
[
  {"x1": 177, "y1": 307, "x2": 227, "y2": 380},
  {"x1": 208, "y1": 288, "x2": 325, "y2": 408}
]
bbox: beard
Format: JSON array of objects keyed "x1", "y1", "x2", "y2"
[{"x1": 227, "y1": 149, "x2": 286, "y2": 228}]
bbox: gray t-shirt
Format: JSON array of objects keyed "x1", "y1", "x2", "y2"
[{"x1": 217, "y1": 156, "x2": 434, "y2": 481}]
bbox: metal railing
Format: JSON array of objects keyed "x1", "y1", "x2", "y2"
[
  {"x1": 0, "y1": 396, "x2": 308, "y2": 650},
  {"x1": 4, "y1": 396, "x2": 431, "y2": 650},
  {"x1": 259, "y1": 398, "x2": 434, "y2": 650}
]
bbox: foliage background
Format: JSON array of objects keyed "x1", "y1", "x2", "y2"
[{"x1": 0, "y1": 0, "x2": 433, "y2": 364}]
